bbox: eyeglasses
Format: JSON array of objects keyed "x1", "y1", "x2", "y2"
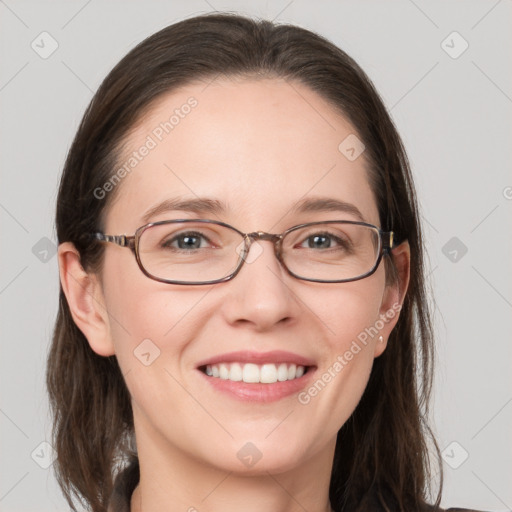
[{"x1": 92, "y1": 219, "x2": 395, "y2": 285}]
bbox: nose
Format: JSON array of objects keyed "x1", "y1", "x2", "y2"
[{"x1": 220, "y1": 238, "x2": 299, "y2": 331}]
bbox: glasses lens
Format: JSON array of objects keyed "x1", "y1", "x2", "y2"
[
  {"x1": 281, "y1": 222, "x2": 381, "y2": 282},
  {"x1": 138, "y1": 221, "x2": 244, "y2": 283}
]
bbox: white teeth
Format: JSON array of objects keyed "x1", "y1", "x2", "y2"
[
  {"x1": 203, "y1": 362, "x2": 308, "y2": 383},
  {"x1": 277, "y1": 363, "x2": 289, "y2": 382},
  {"x1": 219, "y1": 363, "x2": 229, "y2": 380},
  {"x1": 243, "y1": 363, "x2": 260, "y2": 383},
  {"x1": 260, "y1": 363, "x2": 278, "y2": 384},
  {"x1": 229, "y1": 362, "x2": 243, "y2": 381}
]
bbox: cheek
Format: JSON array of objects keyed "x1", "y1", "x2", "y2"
[
  {"x1": 315, "y1": 271, "x2": 386, "y2": 351},
  {"x1": 103, "y1": 282, "x2": 212, "y2": 429},
  {"x1": 100, "y1": 252, "x2": 206, "y2": 376},
  {"x1": 299, "y1": 273, "x2": 385, "y2": 421},
  {"x1": 106, "y1": 286, "x2": 205, "y2": 363}
]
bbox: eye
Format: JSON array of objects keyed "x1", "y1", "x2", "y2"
[
  {"x1": 162, "y1": 231, "x2": 212, "y2": 250},
  {"x1": 299, "y1": 231, "x2": 350, "y2": 250}
]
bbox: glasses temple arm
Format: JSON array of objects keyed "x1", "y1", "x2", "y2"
[
  {"x1": 382, "y1": 231, "x2": 395, "y2": 253},
  {"x1": 93, "y1": 233, "x2": 136, "y2": 249}
]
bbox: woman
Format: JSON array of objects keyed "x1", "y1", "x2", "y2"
[{"x1": 47, "y1": 12, "x2": 486, "y2": 512}]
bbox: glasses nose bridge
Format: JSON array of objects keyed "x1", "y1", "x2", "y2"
[
  {"x1": 246, "y1": 231, "x2": 281, "y2": 242},
  {"x1": 244, "y1": 231, "x2": 283, "y2": 257}
]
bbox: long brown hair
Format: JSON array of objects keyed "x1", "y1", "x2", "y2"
[{"x1": 47, "y1": 12, "x2": 442, "y2": 512}]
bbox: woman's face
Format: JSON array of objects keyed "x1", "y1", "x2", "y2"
[{"x1": 74, "y1": 77, "x2": 408, "y2": 475}]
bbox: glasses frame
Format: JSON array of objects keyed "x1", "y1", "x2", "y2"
[{"x1": 92, "y1": 219, "x2": 395, "y2": 285}]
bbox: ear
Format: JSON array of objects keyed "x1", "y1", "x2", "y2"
[
  {"x1": 58, "y1": 242, "x2": 115, "y2": 356},
  {"x1": 373, "y1": 240, "x2": 410, "y2": 357}
]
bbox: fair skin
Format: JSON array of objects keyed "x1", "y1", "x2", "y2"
[{"x1": 59, "y1": 77, "x2": 410, "y2": 512}]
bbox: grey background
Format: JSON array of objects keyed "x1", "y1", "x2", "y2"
[{"x1": 1, "y1": 1, "x2": 511, "y2": 511}]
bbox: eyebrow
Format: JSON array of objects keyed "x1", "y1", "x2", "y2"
[
  {"x1": 142, "y1": 197, "x2": 226, "y2": 223},
  {"x1": 290, "y1": 197, "x2": 366, "y2": 223},
  {"x1": 141, "y1": 196, "x2": 366, "y2": 224}
]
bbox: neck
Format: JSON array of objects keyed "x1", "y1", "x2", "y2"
[{"x1": 129, "y1": 413, "x2": 336, "y2": 512}]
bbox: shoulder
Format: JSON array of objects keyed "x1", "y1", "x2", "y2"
[
  {"x1": 412, "y1": 498, "x2": 491, "y2": 512},
  {"x1": 419, "y1": 496, "x2": 492, "y2": 512},
  {"x1": 444, "y1": 509, "x2": 492, "y2": 512},
  {"x1": 429, "y1": 505, "x2": 492, "y2": 512}
]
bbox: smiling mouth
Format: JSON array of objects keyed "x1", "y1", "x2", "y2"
[{"x1": 199, "y1": 362, "x2": 312, "y2": 384}]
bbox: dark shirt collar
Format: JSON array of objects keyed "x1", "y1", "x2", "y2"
[{"x1": 108, "y1": 457, "x2": 139, "y2": 512}]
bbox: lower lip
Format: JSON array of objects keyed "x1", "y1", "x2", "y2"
[{"x1": 197, "y1": 367, "x2": 316, "y2": 402}]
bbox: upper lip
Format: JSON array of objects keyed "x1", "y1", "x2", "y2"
[{"x1": 196, "y1": 350, "x2": 316, "y2": 368}]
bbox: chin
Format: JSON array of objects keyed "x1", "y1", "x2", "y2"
[{"x1": 203, "y1": 440, "x2": 308, "y2": 476}]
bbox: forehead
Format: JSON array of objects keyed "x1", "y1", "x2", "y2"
[{"x1": 105, "y1": 77, "x2": 379, "y2": 232}]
